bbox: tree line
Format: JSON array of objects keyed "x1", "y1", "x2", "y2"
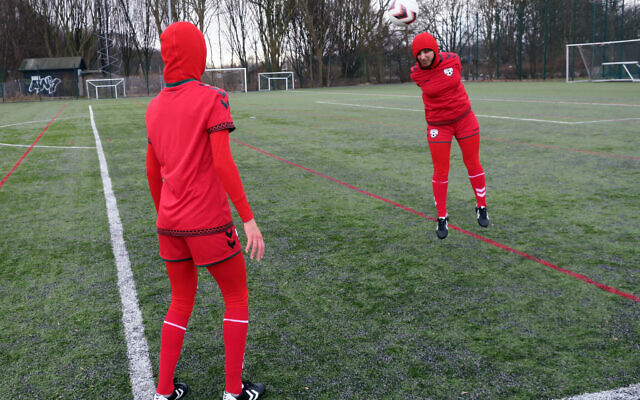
[{"x1": 1, "y1": 0, "x2": 638, "y2": 85}]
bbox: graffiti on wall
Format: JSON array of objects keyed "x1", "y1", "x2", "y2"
[{"x1": 28, "y1": 75, "x2": 62, "y2": 95}]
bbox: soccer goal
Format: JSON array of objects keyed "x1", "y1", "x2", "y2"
[
  {"x1": 566, "y1": 38, "x2": 640, "y2": 83},
  {"x1": 258, "y1": 72, "x2": 295, "y2": 91},
  {"x1": 86, "y1": 78, "x2": 126, "y2": 99},
  {"x1": 202, "y1": 68, "x2": 247, "y2": 92}
]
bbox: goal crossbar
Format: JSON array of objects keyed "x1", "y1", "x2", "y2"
[
  {"x1": 566, "y1": 38, "x2": 640, "y2": 83},
  {"x1": 86, "y1": 78, "x2": 126, "y2": 99},
  {"x1": 258, "y1": 72, "x2": 295, "y2": 91}
]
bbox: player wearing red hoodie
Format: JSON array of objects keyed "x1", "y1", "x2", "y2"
[
  {"x1": 145, "y1": 22, "x2": 265, "y2": 400},
  {"x1": 410, "y1": 32, "x2": 489, "y2": 239}
]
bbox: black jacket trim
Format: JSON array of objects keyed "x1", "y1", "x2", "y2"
[{"x1": 207, "y1": 122, "x2": 236, "y2": 134}]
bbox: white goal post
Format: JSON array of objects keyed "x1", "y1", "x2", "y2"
[
  {"x1": 566, "y1": 38, "x2": 640, "y2": 83},
  {"x1": 203, "y1": 68, "x2": 247, "y2": 92},
  {"x1": 258, "y1": 72, "x2": 295, "y2": 91},
  {"x1": 86, "y1": 78, "x2": 126, "y2": 99}
]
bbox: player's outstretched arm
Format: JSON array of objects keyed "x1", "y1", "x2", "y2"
[
  {"x1": 146, "y1": 142, "x2": 162, "y2": 213},
  {"x1": 210, "y1": 130, "x2": 265, "y2": 261}
]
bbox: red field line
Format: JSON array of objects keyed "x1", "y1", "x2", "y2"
[
  {"x1": 231, "y1": 137, "x2": 640, "y2": 303},
  {"x1": 0, "y1": 105, "x2": 66, "y2": 190}
]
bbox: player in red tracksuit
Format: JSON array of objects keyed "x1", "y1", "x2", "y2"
[
  {"x1": 145, "y1": 22, "x2": 266, "y2": 400},
  {"x1": 410, "y1": 32, "x2": 489, "y2": 239}
]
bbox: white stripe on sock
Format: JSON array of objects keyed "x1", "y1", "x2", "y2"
[
  {"x1": 163, "y1": 320, "x2": 187, "y2": 331},
  {"x1": 223, "y1": 318, "x2": 249, "y2": 324},
  {"x1": 469, "y1": 172, "x2": 485, "y2": 178}
]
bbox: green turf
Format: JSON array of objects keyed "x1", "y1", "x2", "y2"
[{"x1": 0, "y1": 82, "x2": 638, "y2": 399}]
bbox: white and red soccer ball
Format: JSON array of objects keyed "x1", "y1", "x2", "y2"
[{"x1": 387, "y1": 0, "x2": 419, "y2": 27}]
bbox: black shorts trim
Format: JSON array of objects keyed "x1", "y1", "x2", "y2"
[
  {"x1": 428, "y1": 140, "x2": 452, "y2": 144},
  {"x1": 161, "y1": 256, "x2": 193, "y2": 263},
  {"x1": 195, "y1": 250, "x2": 242, "y2": 268},
  {"x1": 158, "y1": 221, "x2": 234, "y2": 237},
  {"x1": 457, "y1": 131, "x2": 480, "y2": 141}
]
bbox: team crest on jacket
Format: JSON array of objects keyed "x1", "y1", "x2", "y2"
[
  {"x1": 429, "y1": 128, "x2": 439, "y2": 138},
  {"x1": 444, "y1": 68, "x2": 453, "y2": 76}
]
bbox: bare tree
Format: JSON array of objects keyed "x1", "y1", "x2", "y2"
[
  {"x1": 28, "y1": 0, "x2": 98, "y2": 62},
  {"x1": 295, "y1": 0, "x2": 333, "y2": 86},
  {"x1": 418, "y1": 0, "x2": 467, "y2": 52},
  {"x1": 224, "y1": 0, "x2": 253, "y2": 69},
  {"x1": 250, "y1": 0, "x2": 296, "y2": 71},
  {"x1": 149, "y1": 0, "x2": 168, "y2": 35},
  {"x1": 0, "y1": 0, "x2": 52, "y2": 78}
]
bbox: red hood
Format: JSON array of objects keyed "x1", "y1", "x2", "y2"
[
  {"x1": 412, "y1": 32, "x2": 439, "y2": 66},
  {"x1": 161, "y1": 21, "x2": 206, "y2": 84}
]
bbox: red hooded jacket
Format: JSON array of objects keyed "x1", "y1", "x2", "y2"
[
  {"x1": 145, "y1": 22, "x2": 252, "y2": 236},
  {"x1": 410, "y1": 32, "x2": 471, "y2": 125}
]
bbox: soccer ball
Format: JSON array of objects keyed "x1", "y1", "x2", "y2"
[{"x1": 387, "y1": 0, "x2": 418, "y2": 27}]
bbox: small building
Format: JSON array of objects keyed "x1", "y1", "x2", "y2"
[{"x1": 18, "y1": 57, "x2": 86, "y2": 97}]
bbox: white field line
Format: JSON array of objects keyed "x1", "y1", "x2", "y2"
[
  {"x1": 472, "y1": 97, "x2": 640, "y2": 108},
  {"x1": 321, "y1": 91, "x2": 640, "y2": 108},
  {"x1": 89, "y1": 106, "x2": 155, "y2": 399},
  {"x1": 559, "y1": 382, "x2": 640, "y2": 400},
  {"x1": 0, "y1": 142, "x2": 95, "y2": 149},
  {"x1": 0, "y1": 116, "x2": 85, "y2": 129},
  {"x1": 315, "y1": 101, "x2": 640, "y2": 125}
]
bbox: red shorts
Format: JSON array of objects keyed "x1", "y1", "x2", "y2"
[
  {"x1": 427, "y1": 110, "x2": 480, "y2": 144},
  {"x1": 158, "y1": 227, "x2": 242, "y2": 267}
]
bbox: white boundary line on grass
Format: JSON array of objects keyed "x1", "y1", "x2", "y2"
[
  {"x1": 329, "y1": 91, "x2": 640, "y2": 108},
  {"x1": 472, "y1": 97, "x2": 640, "y2": 108},
  {"x1": 315, "y1": 101, "x2": 640, "y2": 125},
  {"x1": 0, "y1": 116, "x2": 85, "y2": 129},
  {"x1": 89, "y1": 105, "x2": 155, "y2": 399},
  {"x1": 0, "y1": 142, "x2": 95, "y2": 149},
  {"x1": 559, "y1": 382, "x2": 640, "y2": 400}
]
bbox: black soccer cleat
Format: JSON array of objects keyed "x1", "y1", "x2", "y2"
[
  {"x1": 223, "y1": 381, "x2": 266, "y2": 400},
  {"x1": 476, "y1": 206, "x2": 489, "y2": 227},
  {"x1": 153, "y1": 381, "x2": 188, "y2": 400},
  {"x1": 436, "y1": 216, "x2": 449, "y2": 239}
]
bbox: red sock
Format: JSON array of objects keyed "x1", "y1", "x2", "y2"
[
  {"x1": 157, "y1": 310, "x2": 190, "y2": 395},
  {"x1": 223, "y1": 307, "x2": 248, "y2": 394},
  {"x1": 458, "y1": 133, "x2": 486, "y2": 208},
  {"x1": 432, "y1": 176, "x2": 449, "y2": 218},
  {"x1": 157, "y1": 260, "x2": 197, "y2": 395},
  {"x1": 468, "y1": 170, "x2": 487, "y2": 207},
  {"x1": 428, "y1": 141, "x2": 451, "y2": 219},
  {"x1": 207, "y1": 254, "x2": 249, "y2": 395}
]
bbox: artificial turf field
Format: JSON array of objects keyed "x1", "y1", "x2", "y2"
[{"x1": 0, "y1": 82, "x2": 638, "y2": 399}]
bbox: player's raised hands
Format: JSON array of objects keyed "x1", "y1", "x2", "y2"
[{"x1": 243, "y1": 218, "x2": 265, "y2": 261}]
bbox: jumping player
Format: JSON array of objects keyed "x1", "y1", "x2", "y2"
[
  {"x1": 410, "y1": 32, "x2": 489, "y2": 239},
  {"x1": 145, "y1": 22, "x2": 266, "y2": 400}
]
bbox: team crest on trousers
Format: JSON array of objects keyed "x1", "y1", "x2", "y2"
[
  {"x1": 429, "y1": 128, "x2": 439, "y2": 138},
  {"x1": 444, "y1": 67, "x2": 453, "y2": 76}
]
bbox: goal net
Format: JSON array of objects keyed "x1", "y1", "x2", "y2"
[
  {"x1": 258, "y1": 72, "x2": 295, "y2": 91},
  {"x1": 566, "y1": 39, "x2": 640, "y2": 83},
  {"x1": 86, "y1": 78, "x2": 126, "y2": 99},
  {"x1": 202, "y1": 68, "x2": 247, "y2": 92}
]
